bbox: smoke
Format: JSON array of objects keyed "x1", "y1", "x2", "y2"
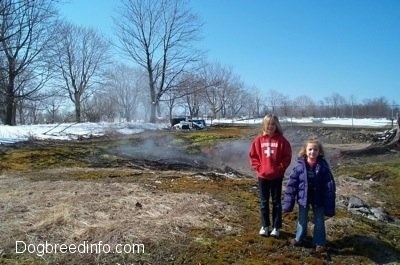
[
  {"x1": 110, "y1": 134, "x2": 209, "y2": 165},
  {"x1": 209, "y1": 139, "x2": 253, "y2": 174},
  {"x1": 109, "y1": 128, "x2": 340, "y2": 177}
]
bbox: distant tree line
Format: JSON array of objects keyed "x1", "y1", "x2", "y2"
[{"x1": 0, "y1": 0, "x2": 398, "y2": 125}]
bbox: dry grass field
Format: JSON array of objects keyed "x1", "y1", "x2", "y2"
[{"x1": 0, "y1": 125, "x2": 399, "y2": 264}]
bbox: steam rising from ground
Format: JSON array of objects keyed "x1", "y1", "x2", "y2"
[{"x1": 115, "y1": 136, "x2": 187, "y2": 160}]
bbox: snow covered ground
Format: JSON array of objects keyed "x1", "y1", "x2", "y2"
[
  {"x1": 219, "y1": 117, "x2": 392, "y2": 127},
  {"x1": 0, "y1": 118, "x2": 393, "y2": 144},
  {"x1": 0, "y1": 122, "x2": 168, "y2": 144}
]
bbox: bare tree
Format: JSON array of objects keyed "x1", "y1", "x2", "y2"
[
  {"x1": 279, "y1": 96, "x2": 293, "y2": 117},
  {"x1": 182, "y1": 75, "x2": 205, "y2": 118},
  {"x1": 0, "y1": 0, "x2": 58, "y2": 125},
  {"x1": 361, "y1": 97, "x2": 390, "y2": 118},
  {"x1": 104, "y1": 64, "x2": 147, "y2": 122},
  {"x1": 225, "y1": 83, "x2": 247, "y2": 118},
  {"x1": 265, "y1": 89, "x2": 287, "y2": 115},
  {"x1": 167, "y1": 63, "x2": 222, "y2": 120},
  {"x1": 200, "y1": 63, "x2": 225, "y2": 119},
  {"x1": 0, "y1": 0, "x2": 22, "y2": 42},
  {"x1": 163, "y1": 75, "x2": 189, "y2": 119},
  {"x1": 42, "y1": 92, "x2": 65, "y2": 123},
  {"x1": 114, "y1": 0, "x2": 202, "y2": 123},
  {"x1": 0, "y1": 56, "x2": 7, "y2": 121},
  {"x1": 265, "y1": 89, "x2": 279, "y2": 114},
  {"x1": 293, "y1": 95, "x2": 316, "y2": 117},
  {"x1": 239, "y1": 90, "x2": 256, "y2": 118},
  {"x1": 50, "y1": 22, "x2": 110, "y2": 122},
  {"x1": 218, "y1": 71, "x2": 243, "y2": 119},
  {"x1": 251, "y1": 87, "x2": 263, "y2": 117},
  {"x1": 83, "y1": 94, "x2": 116, "y2": 122},
  {"x1": 323, "y1": 93, "x2": 346, "y2": 117},
  {"x1": 165, "y1": 72, "x2": 205, "y2": 119}
]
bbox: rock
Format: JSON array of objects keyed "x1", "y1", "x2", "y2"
[
  {"x1": 347, "y1": 196, "x2": 366, "y2": 210},
  {"x1": 346, "y1": 196, "x2": 394, "y2": 223},
  {"x1": 370, "y1": 207, "x2": 391, "y2": 222}
]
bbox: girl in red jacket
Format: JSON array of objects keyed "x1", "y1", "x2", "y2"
[{"x1": 249, "y1": 114, "x2": 292, "y2": 237}]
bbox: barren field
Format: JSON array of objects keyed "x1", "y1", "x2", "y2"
[{"x1": 0, "y1": 124, "x2": 399, "y2": 264}]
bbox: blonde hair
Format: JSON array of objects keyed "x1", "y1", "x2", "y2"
[
  {"x1": 298, "y1": 137, "x2": 325, "y2": 158},
  {"x1": 262, "y1": 114, "x2": 283, "y2": 135}
]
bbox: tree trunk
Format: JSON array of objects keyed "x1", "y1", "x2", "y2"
[
  {"x1": 5, "y1": 98, "x2": 14, "y2": 125},
  {"x1": 75, "y1": 101, "x2": 81, "y2": 123},
  {"x1": 149, "y1": 102, "x2": 156, "y2": 123},
  {"x1": 5, "y1": 81, "x2": 16, "y2": 125},
  {"x1": 17, "y1": 101, "x2": 24, "y2": 125}
]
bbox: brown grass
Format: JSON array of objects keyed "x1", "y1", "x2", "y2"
[{"x1": 0, "y1": 168, "x2": 241, "y2": 264}]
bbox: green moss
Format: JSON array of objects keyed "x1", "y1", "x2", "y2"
[
  {"x1": 177, "y1": 126, "x2": 256, "y2": 147},
  {"x1": 0, "y1": 146, "x2": 88, "y2": 170}
]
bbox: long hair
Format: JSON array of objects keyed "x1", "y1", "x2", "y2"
[
  {"x1": 298, "y1": 137, "x2": 325, "y2": 158},
  {"x1": 262, "y1": 114, "x2": 283, "y2": 136}
]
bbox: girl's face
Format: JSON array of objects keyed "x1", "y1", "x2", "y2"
[
  {"x1": 265, "y1": 119, "x2": 277, "y2": 135},
  {"x1": 306, "y1": 142, "x2": 320, "y2": 161}
]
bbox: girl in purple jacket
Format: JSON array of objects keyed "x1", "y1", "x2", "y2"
[{"x1": 283, "y1": 137, "x2": 336, "y2": 252}]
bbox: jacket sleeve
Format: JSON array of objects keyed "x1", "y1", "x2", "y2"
[
  {"x1": 283, "y1": 165, "x2": 299, "y2": 212},
  {"x1": 322, "y1": 161, "x2": 336, "y2": 217},
  {"x1": 249, "y1": 138, "x2": 261, "y2": 172},
  {"x1": 280, "y1": 138, "x2": 292, "y2": 171}
]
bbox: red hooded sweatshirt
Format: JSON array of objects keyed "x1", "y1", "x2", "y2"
[{"x1": 249, "y1": 133, "x2": 292, "y2": 179}]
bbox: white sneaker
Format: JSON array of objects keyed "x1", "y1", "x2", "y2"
[
  {"x1": 270, "y1": 228, "x2": 280, "y2": 237},
  {"x1": 259, "y1": 226, "x2": 269, "y2": 236}
]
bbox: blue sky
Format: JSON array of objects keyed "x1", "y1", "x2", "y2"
[{"x1": 58, "y1": 0, "x2": 400, "y2": 104}]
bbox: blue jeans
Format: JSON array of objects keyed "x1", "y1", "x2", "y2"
[
  {"x1": 258, "y1": 177, "x2": 283, "y2": 229},
  {"x1": 295, "y1": 204, "x2": 326, "y2": 246}
]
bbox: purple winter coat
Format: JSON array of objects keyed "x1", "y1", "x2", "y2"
[{"x1": 283, "y1": 157, "x2": 336, "y2": 217}]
